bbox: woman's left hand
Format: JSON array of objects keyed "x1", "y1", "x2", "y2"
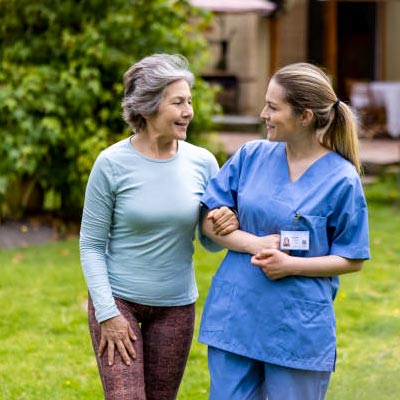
[
  {"x1": 251, "y1": 248, "x2": 292, "y2": 280},
  {"x1": 207, "y1": 206, "x2": 239, "y2": 235}
]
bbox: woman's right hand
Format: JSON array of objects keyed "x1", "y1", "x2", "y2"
[{"x1": 99, "y1": 314, "x2": 137, "y2": 366}]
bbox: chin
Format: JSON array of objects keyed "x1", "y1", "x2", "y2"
[{"x1": 177, "y1": 132, "x2": 187, "y2": 140}]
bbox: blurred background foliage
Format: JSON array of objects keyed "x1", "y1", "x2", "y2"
[{"x1": 0, "y1": 0, "x2": 221, "y2": 219}]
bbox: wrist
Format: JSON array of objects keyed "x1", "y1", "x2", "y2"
[
  {"x1": 245, "y1": 235, "x2": 260, "y2": 255},
  {"x1": 288, "y1": 256, "x2": 302, "y2": 276}
]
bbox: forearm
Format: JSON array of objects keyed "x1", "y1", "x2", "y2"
[
  {"x1": 289, "y1": 255, "x2": 363, "y2": 277},
  {"x1": 80, "y1": 246, "x2": 120, "y2": 322},
  {"x1": 202, "y1": 213, "x2": 271, "y2": 255},
  {"x1": 251, "y1": 250, "x2": 365, "y2": 280},
  {"x1": 80, "y1": 213, "x2": 119, "y2": 322}
]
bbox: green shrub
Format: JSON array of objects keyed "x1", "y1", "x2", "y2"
[{"x1": 0, "y1": 0, "x2": 219, "y2": 218}]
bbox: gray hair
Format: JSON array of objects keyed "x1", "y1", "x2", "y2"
[{"x1": 122, "y1": 53, "x2": 195, "y2": 133}]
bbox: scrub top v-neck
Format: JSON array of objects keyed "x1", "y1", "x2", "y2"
[{"x1": 199, "y1": 140, "x2": 370, "y2": 372}]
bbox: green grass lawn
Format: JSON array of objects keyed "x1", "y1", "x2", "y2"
[{"x1": 0, "y1": 172, "x2": 399, "y2": 399}]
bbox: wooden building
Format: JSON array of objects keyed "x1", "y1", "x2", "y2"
[{"x1": 190, "y1": 0, "x2": 400, "y2": 125}]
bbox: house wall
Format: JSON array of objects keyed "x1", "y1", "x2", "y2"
[
  {"x1": 201, "y1": 1, "x2": 400, "y2": 116},
  {"x1": 203, "y1": 13, "x2": 270, "y2": 116},
  {"x1": 201, "y1": 3, "x2": 310, "y2": 116},
  {"x1": 278, "y1": 0, "x2": 308, "y2": 68},
  {"x1": 385, "y1": 3, "x2": 400, "y2": 80}
]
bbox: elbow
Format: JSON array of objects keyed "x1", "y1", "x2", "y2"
[{"x1": 350, "y1": 259, "x2": 364, "y2": 273}]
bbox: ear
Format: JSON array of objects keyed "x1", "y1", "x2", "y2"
[{"x1": 299, "y1": 109, "x2": 314, "y2": 127}]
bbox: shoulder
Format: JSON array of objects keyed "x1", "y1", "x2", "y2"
[
  {"x1": 326, "y1": 152, "x2": 365, "y2": 197},
  {"x1": 239, "y1": 139, "x2": 280, "y2": 155},
  {"x1": 89, "y1": 138, "x2": 133, "y2": 182},
  {"x1": 231, "y1": 139, "x2": 281, "y2": 164},
  {"x1": 94, "y1": 137, "x2": 134, "y2": 173},
  {"x1": 328, "y1": 152, "x2": 360, "y2": 181},
  {"x1": 179, "y1": 140, "x2": 218, "y2": 165},
  {"x1": 99, "y1": 137, "x2": 131, "y2": 161}
]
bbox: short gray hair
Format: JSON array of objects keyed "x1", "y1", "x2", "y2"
[{"x1": 122, "y1": 53, "x2": 195, "y2": 133}]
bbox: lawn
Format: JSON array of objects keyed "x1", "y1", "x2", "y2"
[{"x1": 0, "y1": 172, "x2": 399, "y2": 399}]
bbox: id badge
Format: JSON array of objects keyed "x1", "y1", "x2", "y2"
[{"x1": 280, "y1": 230, "x2": 310, "y2": 251}]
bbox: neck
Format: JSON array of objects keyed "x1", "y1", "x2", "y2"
[
  {"x1": 285, "y1": 133, "x2": 330, "y2": 182},
  {"x1": 285, "y1": 132, "x2": 327, "y2": 162},
  {"x1": 130, "y1": 133, "x2": 178, "y2": 160}
]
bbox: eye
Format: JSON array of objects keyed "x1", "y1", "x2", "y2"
[{"x1": 269, "y1": 103, "x2": 279, "y2": 111}]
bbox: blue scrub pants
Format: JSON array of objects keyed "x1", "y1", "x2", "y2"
[{"x1": 208, "y1": 347, "x2": 331, "y2": 400}]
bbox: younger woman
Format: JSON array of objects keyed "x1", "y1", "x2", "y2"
[{"x1": 200, "y1": 62, "x2": 370, "y2": 400}]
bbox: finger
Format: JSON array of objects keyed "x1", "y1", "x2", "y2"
[
  {"x1": 259, "y1": 248, "x2": 275, "y2": 257},
  {"x1": 98, "y1": 337, "x2": 106, "y2": 357},
  {"x1": 213, "y1": 221, "x2": 229, "y2": 234},
  {"x1": 107, "y1": 341, "x2": 115, "y2": 366},
  {"x1": 251, "y1": 256, "x2": 262, "y2": 265},
  {"x1": 128, "y1": 326, "x2": 137, "y2": 341},
  {"x1": 218, "y1": 223, "x2": 236, "y2": 236},
  {"x1": 215, "y1": 214, "x2": 236, "y2": 229},
  {"x1": 214, "y1": 216, "x2": 228, "y2": 227},
  {"x1": 116, "y1": 340, "x2": 131, "y2": 366},
  {"x1": 206, "y1": 209, "x2": 217, "y2": 220},
  {"x1": 123, "y1": 338, "x2": 137, "y2": 360},
  {"x1": 213, "y1": 207, "x2": 230, "y2": 222}
]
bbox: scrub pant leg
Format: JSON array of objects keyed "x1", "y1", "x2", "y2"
[
  {"x1": 208, "y1": 347, "x2": 331, "y2": 400},
  {"x1": 208, "y1": 346, "x2": 266, "y2": 400},
  {"x1": 264, "y1": 362, "x2": 331, "y2": 400}
]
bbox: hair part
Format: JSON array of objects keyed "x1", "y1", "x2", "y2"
[
  {"x1": 272, "y1": 62, "x2": 362, "y2": 174},
  {"x1": 122, "y1": 53, "x2": 194, "y2": 133}
]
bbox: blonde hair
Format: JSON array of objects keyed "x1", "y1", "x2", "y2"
[{"x1": 272, "y1": 62, "x2": 362, "y2": 174}]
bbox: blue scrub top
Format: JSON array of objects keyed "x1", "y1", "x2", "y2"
[{"x1": 199, "y1": 140, "x2": 370, "y2": 372}]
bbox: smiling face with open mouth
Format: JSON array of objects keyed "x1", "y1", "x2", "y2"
[{"x1": 146, "y1": 79, "x2": 194, "y2": 142}]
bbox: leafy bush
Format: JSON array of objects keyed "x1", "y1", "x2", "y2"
[{"x1": 0, "y1": 0, "x2": 219, "y2": 218}]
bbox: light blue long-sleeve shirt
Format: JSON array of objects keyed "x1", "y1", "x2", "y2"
[{"x1": 80, "y1": 137, "x2": 220, "y2": 322}]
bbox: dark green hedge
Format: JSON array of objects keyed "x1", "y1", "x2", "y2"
[{"x1": 0, "y1": 0, "x2": 219, "y2": 218}]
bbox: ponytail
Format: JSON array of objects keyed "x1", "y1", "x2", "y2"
[
  {"x1": 322, "y1": 102, "x2": 362, "y2": 175},
  {"x1": 273, "y1": 63, "x2": 363, "y2": 175}
]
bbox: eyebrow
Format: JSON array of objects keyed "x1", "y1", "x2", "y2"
[{"x1": 170, "y1": 95, "x2": 192, "y2": 101}]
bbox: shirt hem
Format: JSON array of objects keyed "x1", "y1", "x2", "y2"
[
  {"x1": 198, "y1": 336, "x2": 335, "y2": 372},
  {"x1": 113, "y1": 293, "x2": 199, "y2": 307}
]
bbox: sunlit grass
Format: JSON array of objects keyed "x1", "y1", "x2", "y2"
[
  {"x1": 0, "y1": 172, "x2": 399, "y2": 399},
  {"x1": 0, "y1": 240, "x2": 102, "y2": 399}
]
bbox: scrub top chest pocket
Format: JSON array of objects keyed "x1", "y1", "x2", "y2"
[{"x1": 281, "y1": 213, "x2": 329, "y2": 257}]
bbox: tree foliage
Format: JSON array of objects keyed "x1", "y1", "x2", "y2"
[{"x1": 0, "y1": 0, "x2": 218, "y2": 218}]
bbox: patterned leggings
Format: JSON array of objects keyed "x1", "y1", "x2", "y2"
[{"x1": 88, "y1": 296, "x2": 195, "y2": 400}]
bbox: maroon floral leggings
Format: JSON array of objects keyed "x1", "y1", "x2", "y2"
[{"x1": 88, "y1": 296, "x2": 195, "y2": 400}]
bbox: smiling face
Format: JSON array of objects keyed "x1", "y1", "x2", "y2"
[
  {"x1": 260, "y1": 79, "x2": 302, "y2": 142},
  {"x1": 145, "y1": 79, "x2": 194, "y2": 141}
]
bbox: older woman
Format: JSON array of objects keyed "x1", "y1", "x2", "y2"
[{"x1": 79, "y1": 53, "x2": 237, "y2": 400}]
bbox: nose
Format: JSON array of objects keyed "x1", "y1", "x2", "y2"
[
  {"x1": 183, "y1": 103, "x2": 194, "y2": 119},
  {"x1": 260, "y1": 104, "x2": 269, "y2": 120}
]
